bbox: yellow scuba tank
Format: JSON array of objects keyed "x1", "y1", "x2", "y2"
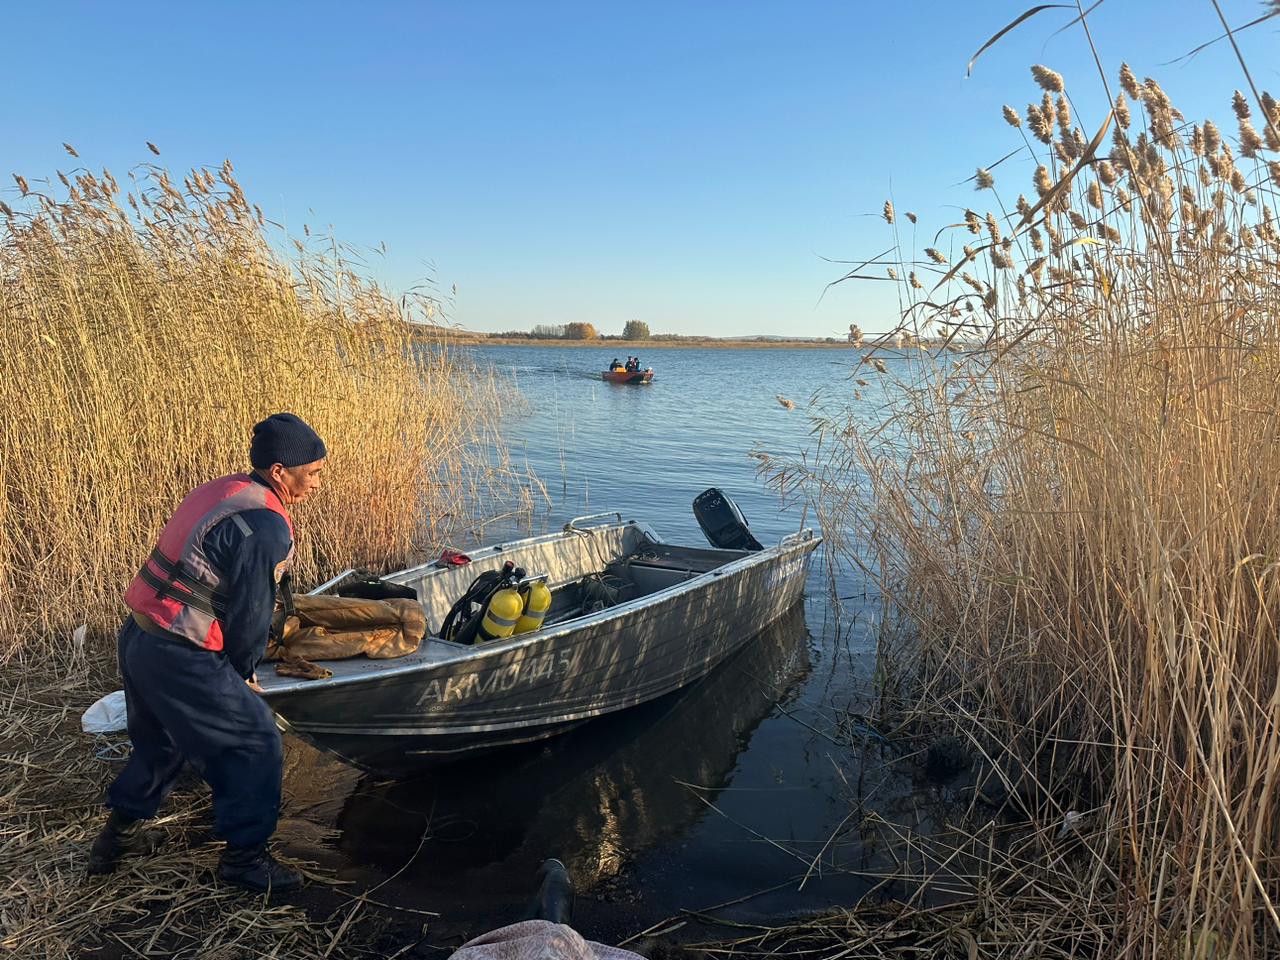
[
  {"x1": 514, "y1": 579, "x2": 552, "y2": 635},
  {"x1": 476, "y1": 584, "x2": 524, "y2": 643}
]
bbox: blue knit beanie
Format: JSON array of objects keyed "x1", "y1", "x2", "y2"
[{"x1": 249, "y1": 413, "x2": 327, "y2": 469}]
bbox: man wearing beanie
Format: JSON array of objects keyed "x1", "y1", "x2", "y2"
[{"x1": 86, "y1": 413, "x2": 326, "y2": 893}]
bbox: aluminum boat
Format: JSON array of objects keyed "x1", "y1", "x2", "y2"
[{"x1": 260, "y1": 512, "x2": 818, "y2": 777}]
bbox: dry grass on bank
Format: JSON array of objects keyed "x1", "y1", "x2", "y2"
[
  {"x1": 0, "y1": 154, "x2": 532, "y2": 666},
  {"x1": 767, "y1": 60, "x2": 1280, "y2": 957},
  {"x1": 0, "y1": 676, "x2": 382, "y2": 960}
]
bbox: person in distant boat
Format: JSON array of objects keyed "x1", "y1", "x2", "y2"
[
  {"x1": 610, "y1": 358, "x2": 623, "y2": 371},
  {"x1": 87, "y1": 413, "x2": 327, "y2": 894}
]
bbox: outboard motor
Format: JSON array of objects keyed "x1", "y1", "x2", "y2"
[{"x1": 693, "y1": 488, "x2": 764, "y2": 551}]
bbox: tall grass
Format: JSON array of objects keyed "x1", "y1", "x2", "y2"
[
  {"x1": 770, "y1": 66, "x2": 1280, "y2": 955},
  {"x1": 0, "y1": 153, "x2": 538, "y2": 959},
  {"x1": 0, "y1": 154, "x2": 527, "y2": 666}
]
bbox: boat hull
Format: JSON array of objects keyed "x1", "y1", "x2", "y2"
[
  {"x1": 264, "y1": 534, "x2": 817, "y2": 776},
  {"x1": 601, "y1": 370, "x2": 653, "y2": 384}
]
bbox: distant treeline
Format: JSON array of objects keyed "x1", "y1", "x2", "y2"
[
  {"x1": 489, "y1": 321, "x2": 843, "y2": 344},
  {"x1": 496, "y1": 321, "x2": 650, "y2": 340},
  {"x1": 407, "y1": 321, "x2": 934, "y2": 348}
]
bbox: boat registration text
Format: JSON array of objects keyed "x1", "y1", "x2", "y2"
[{"x1": 416, "y1": 649, "x2": 580, "y2": 707}]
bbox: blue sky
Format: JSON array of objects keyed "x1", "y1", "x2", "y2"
[{"x1": 3, "y1": 2, "x2": 1276, "y2": 337}]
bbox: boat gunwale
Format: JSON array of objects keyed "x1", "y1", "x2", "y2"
[{"x1": 261, "y1": 523, "x2": 819, "y2": 697}]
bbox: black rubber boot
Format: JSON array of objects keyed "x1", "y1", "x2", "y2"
[
  {"x1": 219, "y1": 843, "x2": 303, "y2": 894},
  {"x1": 87, "y1": 810, "x2": 164, "y2": 875},
  {"x1": 532, "y1": 858, "x2": 574, "y2": 925}
]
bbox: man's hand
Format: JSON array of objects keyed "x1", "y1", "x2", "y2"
[{"x1": 246, "y1": 673, "x2": 264, "y2": 694}]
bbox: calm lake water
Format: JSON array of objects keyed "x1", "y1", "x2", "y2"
[{"x1": 281, "y1": 345, "x2": 941, "y2": 949}]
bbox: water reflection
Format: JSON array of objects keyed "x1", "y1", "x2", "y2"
[
  {"x1": 275, "y1": 345, "x2": 913, "y2": 937},
  {"x1": 281, "y1": 602, "x2": 811, "y2": 905}
]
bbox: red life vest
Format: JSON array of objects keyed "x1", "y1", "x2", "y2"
[{"x1": 124, "y1": 474, "x2": 295, "y2": 652}]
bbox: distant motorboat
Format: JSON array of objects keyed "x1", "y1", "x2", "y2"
[{"x1": 602, "y1": 368, "x2": 653, "y2": 384}]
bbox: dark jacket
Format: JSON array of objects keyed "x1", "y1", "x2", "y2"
[{"x1": 201, "y1": 474, "x2": 293, "y2": 678}]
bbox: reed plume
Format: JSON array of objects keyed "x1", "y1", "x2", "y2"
[
  {"x1": 1030, "y1": 64, "x2": 1064, "y2": 93},
  {"x1": 770, "y1": 65, "x2": 1280, "y2": 958}
]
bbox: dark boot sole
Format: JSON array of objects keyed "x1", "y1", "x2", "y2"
[
  {"x1": 219, "y1": 874, "x2": 303, "y2": 894},
  {"x1": 219, "y1": 861, "x2": 304, "y2": 895},
  {"x1": 86, "y1": 837, "x2": 164, "y2": 876}
]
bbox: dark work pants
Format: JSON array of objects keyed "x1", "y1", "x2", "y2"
[{"x1": 105, "y1": 619, "x2": 282, "y2": 848}]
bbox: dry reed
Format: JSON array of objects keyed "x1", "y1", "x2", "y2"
[
  {"x1": 0, "y1": 154, "x2": 532, "y2": 957},
  {"x1": 0, "y1": 154, "x2": 531, "y2": 666},
  {"x1": 0, "y1": 675, "x2": 389, "y2": 959},
  {"x1": 765, "y1": 62, "x2": 1280, "y2": 957}
]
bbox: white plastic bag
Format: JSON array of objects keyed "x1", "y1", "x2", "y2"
[{"x1": 82, "y1": 690, "x2": 129, "y2": 734}]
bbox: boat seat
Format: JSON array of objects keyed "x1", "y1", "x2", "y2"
[
  {"x1": 621, "y1": 556, "x2": 713, "y2": 575},
  {"x1": 618, "y1": 540, "x2": 746, "y2": 575}
]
